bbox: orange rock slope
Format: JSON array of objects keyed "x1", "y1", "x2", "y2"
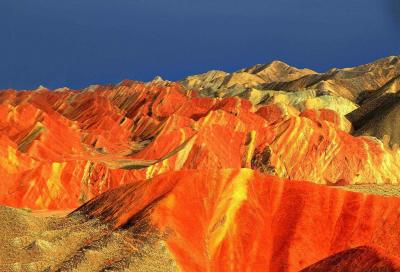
[
  {"x1": 2, "y1": 57, "x2": 400, "y2": 271},
  {"x1": 74, "y1": 169, "x2": 400, "y2": 272},
  {"x1": 1, "y1": 81, "x2": 400, "y2": 209}
]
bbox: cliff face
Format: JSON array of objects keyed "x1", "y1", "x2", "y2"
[{"x1": 1, "y1": 56, "x2": 400, "y2": 271}]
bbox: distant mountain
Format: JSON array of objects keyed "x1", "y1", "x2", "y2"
[
  {"x1": 181, "y1": 56, "x2": 400, "y2": 145},
  {"x1": 346, "y1": 74, "x2": 400, "y2": 146},
  {"x1": 181, "y1": 56, "x2": 400, "y2": 100},
  {"x1": 263, "y1": 56, "x2": 400, "y2": 101},
  {"x1": 180, "y1": 60, "x2": 317, "y2": 97}
]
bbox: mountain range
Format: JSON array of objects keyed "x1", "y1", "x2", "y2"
[{"x1": 1, "y1": 56, "x2": 400, "y2": 271}]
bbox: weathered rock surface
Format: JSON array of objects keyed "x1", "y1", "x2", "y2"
[
  {"x1": 347, "y1": 75, "x2": 400, "y2": 146},
  {"x1": 1, "y1": 56, "x2": 400, "y2": 271},
  {"x1": 75, "y1": 169, "x2": 400, "y2": 272},
  {"x1": 1, "y1": 72, "x2": 400, "y2": 209},
  {"x1": 180, "y1": 61, "x2": 316, "y2": 98},
  {"x1": 264, "y1": 56, "x2": 400, "y2": 101},
  {"x1": 181, "y1": 56, "x2": 400, "y2": 103},
  {"x1": 300, "y1": 246, "x2": 400, "y2": 272}
]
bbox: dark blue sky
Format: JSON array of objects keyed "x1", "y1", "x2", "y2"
[{"x1": 0, "y1": 0, "x2": 399, "y2": 90}]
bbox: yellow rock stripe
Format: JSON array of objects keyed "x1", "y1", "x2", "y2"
[
  {"x1": 0, "y1": 146, "x2": 19, "y2": 173},
  {"x1": 47, "y1": 162, "x2": 66, "y2": 199},
  {"x1": 208, "y1": 169, "x2": 252, "y2": 257}
]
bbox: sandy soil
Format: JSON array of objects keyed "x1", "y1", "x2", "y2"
[
  {"x1": 0, "y1": 206, "x2": 177, "y2": 272},
  {"x1": 339, "y1": 184, "x2": 400, "y2": 197}
]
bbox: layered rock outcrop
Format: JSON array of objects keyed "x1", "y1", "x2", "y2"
[
  {"x1": 1, "y1": 56, "x2": 400, "y2": 271},
  {"x1": 1, "y1": 79, "x2": 400, "y2": 209},
  {"x1": 75, "y1": 169, "x2": 400, "y2": 272}
]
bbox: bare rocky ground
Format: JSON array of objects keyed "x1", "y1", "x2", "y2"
[
  {"x1": 339, "y1": 184, "x2": 400, "y2": 197},
  {"x1": 0, "y1": 206, "x2": 177, "y2": 272}
]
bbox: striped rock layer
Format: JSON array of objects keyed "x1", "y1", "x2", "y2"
[
  {"x1": 1, "y1": 81, "x2": 400, "y2": 209},
  {"x1": 1, "y1": 57, "x2": 400, "y2": 271},
  {"x1": 74, "y1": 169, "x2": 400, "y2": 272}
]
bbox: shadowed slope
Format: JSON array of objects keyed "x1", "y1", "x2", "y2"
[
  {"x1": 300, "y1": 246, "x2": 400, "y2": 272},
  {"x1": 346, "y1": 75, "x2": 400, "y2": 146}
]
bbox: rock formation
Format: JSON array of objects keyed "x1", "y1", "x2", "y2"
[
  {"x1": 74, "y1": 169, "x2": 400, "y2": 272},
  {"x1": 1, "y1": 78, "x2": 400, "y2": 209},
  {"x1": 1, "y1": 56, "x2": 400, "y2": 271}
]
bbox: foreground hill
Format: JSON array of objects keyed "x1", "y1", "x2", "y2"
[{"x1": 2, "y1": 170, "x2": 400, "y2": 271}]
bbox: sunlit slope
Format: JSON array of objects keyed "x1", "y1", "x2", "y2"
[
  {"x1": 75, "y1": 169, "x2": 400, "y2": 272},
  {"x1": 1, "y1": 79, "x2": 400, "y2": 209}
]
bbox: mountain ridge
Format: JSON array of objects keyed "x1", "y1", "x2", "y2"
[{"x1": 1, "y1": 55, "x2": 400, "y2": 271}]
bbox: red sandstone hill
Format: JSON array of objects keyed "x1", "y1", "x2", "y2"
[
  {"x1": 1, "y1": 79, "x2": 400, "y2": 210},
  {"x1": 72, "y1": 169, "x2": 400, "y2": 272},
  {"x1": 1, "y1": 56, "x2": 400, "y2": 271}
]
